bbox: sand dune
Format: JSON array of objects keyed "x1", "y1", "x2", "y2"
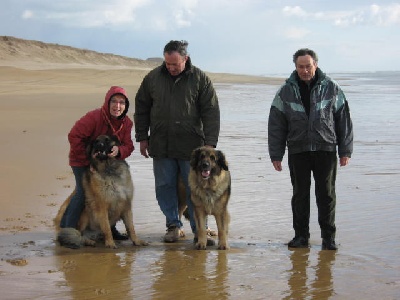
[
  {"x1": 0, "y1": 35, "x2": 160, "y2": 70},
  {"x1": 0, "y1": 35, "x2": 282, "y2": 85}
]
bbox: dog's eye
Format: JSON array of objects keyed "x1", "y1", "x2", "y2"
[{"x1": 210, "y1": 155, "x2": 216, "y2": 161}]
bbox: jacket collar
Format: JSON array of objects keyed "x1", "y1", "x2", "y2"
[
  {"x1": 161, "y1": 56, "x2": 194, "y2": 77},
  {"x1": 288, "y1": 67, "x2": 326, "y2": 86}
]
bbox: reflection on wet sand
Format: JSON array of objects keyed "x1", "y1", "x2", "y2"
[
  {"x1": 53, "y1": 240, "x2": 230, "y2": 299},
  {"x1": 151, "y1": 249, "x2": 228, "y2": 299},
  {"x1": 284, "y1": 249, "x2": 336, "y2": 300},
  {"x1": 56, "y1": 249, "x2": 135, "y2": 298},
  {"x1": 311, "y1": 251, "x2": 336, "y2": 299}
]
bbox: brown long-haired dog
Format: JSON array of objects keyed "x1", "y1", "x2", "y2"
[
  {"x1": 189, "y1": 146, "x2": 231, "y2": 250},
  {"x1": 54, "y1": 135, "x2": 148, "y2": 249}
]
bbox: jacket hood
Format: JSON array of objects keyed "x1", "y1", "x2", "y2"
[{"x1": 103, "y1": 86, "x2": 130, "y2": 120}]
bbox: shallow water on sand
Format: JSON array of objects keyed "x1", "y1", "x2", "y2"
[{"x1": 1, "y1": 72, "x2": 399, "y2": 299}]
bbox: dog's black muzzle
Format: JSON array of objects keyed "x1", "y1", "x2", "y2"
[
  {"x1": 93, "y1": 141, "x2": 113, "y2": 160},
  {"x1": 201, "y1": 161, "x2": 210, "y2": 170},
  {"x1": 200, "y1": 160, "x2": 211, "y2": 179}
]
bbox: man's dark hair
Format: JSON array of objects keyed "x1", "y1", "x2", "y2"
[
  {"x1": 163, "y1": 40, "x2": 189, "y2": 56},
  {"x1": 293, "y1": 48, "x2": 318, "y2": 64}
]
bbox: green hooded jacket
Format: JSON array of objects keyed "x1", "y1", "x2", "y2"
[{"x1": 134, "y1": 58, "x2": 220, "y2": 160}]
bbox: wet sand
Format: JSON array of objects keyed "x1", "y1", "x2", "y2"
[{"x1": 1, "y1": 40, "x2": 399, "y2": 299}]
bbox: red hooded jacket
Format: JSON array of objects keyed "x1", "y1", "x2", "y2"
[{"x1": 68, "y1": 86, "x2": 134, "y2": 167}]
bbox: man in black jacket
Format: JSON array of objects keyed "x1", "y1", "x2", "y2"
[
  {"x1": 134, "y1": 40, "x2": 220, "y2": 244},
  {"x1": 268, "y1": 48, "x2": 353, "y2": 250}
]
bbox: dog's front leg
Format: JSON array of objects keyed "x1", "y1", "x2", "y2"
[
  {"x1": 121, "y1": 210, "x2": 149, "y2": 246},
  {"x1": 97, "y1": 209, "x2": 116, "y2": 248},
  {"x1": 215, "y1": 211, "x2": 230, "y2": 250},
  {"x1": 194, "y1": 207, "x2": 207, "y2": 250}
]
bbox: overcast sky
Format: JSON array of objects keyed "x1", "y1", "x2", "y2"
[{"x1": 2, "y1": 0, "x2": 400, "y2": 75}]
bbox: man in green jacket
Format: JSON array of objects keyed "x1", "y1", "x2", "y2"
[
  {"x1": 134, "y1": 40, "x2": 220, "y2": 243},
  {"x1": 268, "y1": 48, "x2": 353, "y2": 250}
]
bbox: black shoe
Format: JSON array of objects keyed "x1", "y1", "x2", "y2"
[
  {"x1": 111, "y1": 226, "x2": 129, "y2": 240},
  {"x1": 322, "y1": 238, "x2": 338, "y2": 250},
  {"x1": 193, "y1": 237, "x2": 216, "y2": 246},
  {"x1": 288, "y1": 236, "x2": 309, "y2": 248}
]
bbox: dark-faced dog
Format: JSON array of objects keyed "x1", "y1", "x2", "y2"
[
  {"x1": 188, "y1": 146, "x2": 231, "y2": 250},
  {"x1": 54, "y1": 135, "x2": 148, "y2": 249}
]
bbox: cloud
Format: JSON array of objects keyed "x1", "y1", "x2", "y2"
[
  {"x1": 19, "y1": 0, "x2": 148, "y2": 28},
  {"x1": 17, "y1": 0, "x2": 200, "y2": 30},
  {"x1": 284, "y1": 27, "x2": 310, "y2": 40},
  {"x1": 172, "y1": 0, "x2": 197, "y2": 28},
  {"x1": 282, "y1": 4, "x2": 400, "y2": 27},
  {"x1": 22, "y1": 10, "x2": 34, "y2": 19},
  {"x1": 368, "y1": 4, "x2": 400, "y2": 26},
  {"x1": 174, "y1": 10, "x2": 192, "y2": 28},
  {"x1": 282, "y1": 6, "x2": 307, "y2": 17}
]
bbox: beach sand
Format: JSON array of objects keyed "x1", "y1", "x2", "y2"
[{"x1": 1, "y1": 37, "x2": 398, "y2": 299}]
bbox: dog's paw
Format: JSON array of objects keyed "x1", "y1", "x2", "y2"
[
  {"x1": 105, "y1": 240, "x2": 117, "y2": 249},
  {"x1": 217, "y1": 243, "x2": 230, "y2": 250},
  {"x1": 83, "y1": 239, "x2": 96, "y2": 247},
  {"x1": 195, "y1": 242, "x2": 207, "y2": 250},
  {"x1": 132, "y1": 239, "x2": 149, "y2": 246}
]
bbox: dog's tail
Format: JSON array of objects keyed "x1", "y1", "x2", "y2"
[{"x1": 57, "y1": 228, "x2": 94, "y2": 249}]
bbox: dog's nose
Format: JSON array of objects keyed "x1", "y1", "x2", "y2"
[{"x1": 201, "y1": 161, "x2": 210, "y2": 168}]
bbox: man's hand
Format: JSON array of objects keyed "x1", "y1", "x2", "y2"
[
  {"x1": 140, "y1": 140, "x2": 150, "y2": 158},
  {"x1": 340, "y1": 156, "x2": 350, "y2": 167},
  {"x1": 272, "y1": 161, "x2": 282, "y2": 172}
]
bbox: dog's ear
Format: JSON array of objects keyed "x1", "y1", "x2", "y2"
[
  {"x1": 110, "y1": 135, "x2": 121, "y2": 146},
  {"x1": 190, "y1": 147, "x2": 201, "y2": 168},
  {"x1": 86, "y1": 139, "x2": 95, "y2": 159},
  {"x1": 217, "y1": 150, "x2": 229, "y2": 171}
]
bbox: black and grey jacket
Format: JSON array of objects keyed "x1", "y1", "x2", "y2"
[{"x1": 268, "y1": 68, "x2": 353, "y2": 162}]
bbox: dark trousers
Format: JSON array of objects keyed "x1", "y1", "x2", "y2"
[
  {"x1": 60, "y1": 166, "x2": 87, "y2": 228},
  {"x1": 288, "y1": 151, "x2": 337, "y2": 240}
]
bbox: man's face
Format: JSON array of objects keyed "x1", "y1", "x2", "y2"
[
  {"x1": 164, "y1": 51, "x2": 187, "y2": 76},
  {"x1": 295, "y1": 55, "x2": 317, "y2": 83}
]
